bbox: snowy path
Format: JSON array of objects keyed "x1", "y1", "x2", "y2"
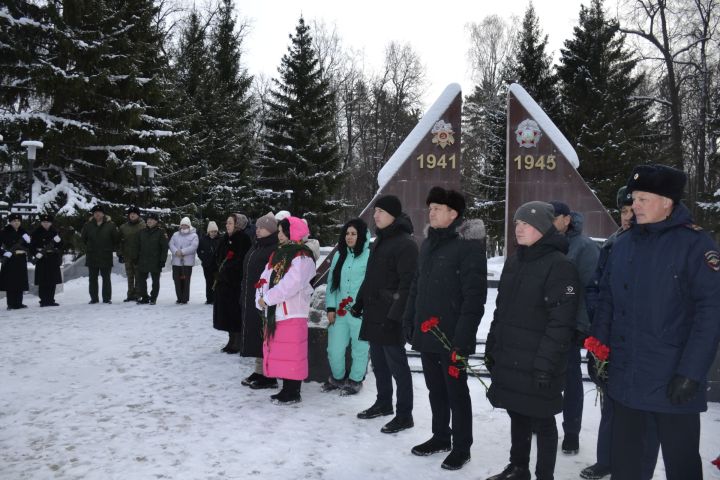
[{"x1": 1, "y1": 266, "x2": 719, "y2": 479}]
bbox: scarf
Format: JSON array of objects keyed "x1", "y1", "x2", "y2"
[{"x1": 265, "y1": 241, "x2": 313, "y2": 339}]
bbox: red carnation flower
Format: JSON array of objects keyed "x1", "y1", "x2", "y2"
[
  {"x1": 595, "y1": 344, "x2": 610, "y2": 362},
  {"x1": 226, "y1": 250, "x2": 235, "y2": 260},
  {"x1": 337, "y1": 309, "x2": 347, "y2": 317},
  {"x1": 712, "y1": 457, "x2": 720, "y2": 469},
  {"x1": 448, "y1": 365, "x2": 460, "y2": 379},
  {"x1": 254, "y1": 279, "x2": 267, "y2": 289},
  {"x1": 421, "y1": 316, "x2": 440, "y2": 333},
  {"x1": 451, "y1": 350, "x2": 462, "y2": 363}
]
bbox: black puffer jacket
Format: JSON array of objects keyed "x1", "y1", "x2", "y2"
[
  {"x1": 486, "y1": 230, "x2": 579, "y2": 418},
  {"x1": 31, "y1": 226, "x2": 63, "y2": 286},
  {"x1": 357, "y1": 214, "x2": 418, "y2": 346},
  {"x1": 404, "y1": 218, "x2": 487, "y2": 355},
  {"x1": 213, "y1": 230, "x2": 252, "y2": 332},
  {"x1": 197, "y1": 234, "x2": 221, "y2": 269},
  {"x1": 239, "y1": 232, "x2": 279, "y2": 357}
]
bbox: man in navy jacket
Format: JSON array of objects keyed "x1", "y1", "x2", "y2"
[{"x1": 591, "y1": 164, "x2": 720, "y2": 480}]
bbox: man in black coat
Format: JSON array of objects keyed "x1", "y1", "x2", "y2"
[
  {"x1": 30, "y1": 214, "x2": 64, "y2": 306},
  {"x1": 403, "y1": 187, "x2": 487, "y2": 471},
  {"x1": 197, "y1": 221, "x2": 221, "y2": 304},
  {"x1": 486, "y1": 201, "x2": 579, "y2": 480},
  {"x1": 0, "y1": 213, "x2": 31, "y2": 309},
  {"x1": 353, "y1": 195, "x2": 418, "y2": 434}
]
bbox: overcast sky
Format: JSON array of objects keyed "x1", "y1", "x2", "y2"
[{"x1": 238, "y1": 0, "x2": 592, "y2": 107}]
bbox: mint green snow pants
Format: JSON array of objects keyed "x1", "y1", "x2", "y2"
[{"x1": 327, "y1": 315, "x2": 369, "y2": 382}]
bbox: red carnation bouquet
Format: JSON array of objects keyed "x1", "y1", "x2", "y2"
[
  {"x1": 420, "y1": 316, "x2": 488, "y2": 391},
  {"x1": 255, "y1": 278, "x2": 268, "y2": 325},
  {"x1": 337, "y1": 296, "x2": 353, "y2": 317},
  {"x1": 711, "y1": 456, "x2": 720, "y2": 470},
  {"x1": 584, "y1": 336, "x2": 610, "y2": 381}
]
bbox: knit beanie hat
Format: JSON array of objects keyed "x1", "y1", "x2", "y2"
[
  {"x1": 513, "y1": 201, "x2": 555, "y2": 235},
  {"x1": 373, "y1": 195, "x2": 402, "y2": 218},
  {"x1": 255, "y1": 212, "x2": 278, "y2": 234},
  {"x1": 275, "y1": 210, "x2": 291, "y2": 221},
  {"x1": 286, "y1": 216, "x2": 310, "y2": 242},
  {"x1": 180, "y1": 217, "x2": 192, "y2": 227},
  {"x1": 206, "y1": 221, "x2": 219, "y2": 233}
]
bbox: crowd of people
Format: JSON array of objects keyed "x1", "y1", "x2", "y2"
[{"x1": 1, "y1": 163, "x2": 719, "y2": 479}]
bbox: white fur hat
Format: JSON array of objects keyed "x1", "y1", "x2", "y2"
[
  {"x1": 180, "y1": 217, "x2": 192, "y2": 227},
  {"x1": 274, "y1": 210, "x2": 291, "y2": 221}
]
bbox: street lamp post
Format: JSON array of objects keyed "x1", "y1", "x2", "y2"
[
  {"x1": 20, "y1": 140, "x2": 43, "y2": 203},
  {"x1": 145, "y1": 165, "x2": 157, "y2": 204},
  {"x1": 131, "y1": 161, "x2": 147, "y2": 203},
  {"x1": 284, "y1": 189, "x2": 294, "y2": 212}
]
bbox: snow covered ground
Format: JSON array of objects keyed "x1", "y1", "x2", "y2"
[{"x1": 2, "y1": 266, "x2": 719, "y2": 479}]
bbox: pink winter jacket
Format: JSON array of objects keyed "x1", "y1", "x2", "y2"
[{"x1": 255, "y1": 254, "x2": 316, "y2": 321}]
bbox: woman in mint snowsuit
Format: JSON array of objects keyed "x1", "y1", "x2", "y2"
[{"x1": 324, "y1": 218, "x2": 371, "y2": 395}]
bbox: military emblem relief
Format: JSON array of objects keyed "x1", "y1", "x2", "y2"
[
  {"x1": 515, "y1": 119, "x2": 542, "y2": 148},
  {"x1": 431, "y1": 120, "x2": 455, "y2": 149}
]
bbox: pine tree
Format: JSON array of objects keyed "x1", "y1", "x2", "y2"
[
  {"x1": 557, "y1": 0, "x2": 653, "y2": 210},
  {"x1": 504, "y1": 2, "x2": 560, "y2": 119},
  {"x1": 260, "y1": 17, "x2": 341, "y2": 242}
]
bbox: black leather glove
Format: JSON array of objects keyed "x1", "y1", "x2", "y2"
[
  {"x1": 534, "y1": 370, "x2": 552, "y2": 390},
  {"x1": 403, "y1": 324, "x2": 414, "y2": 344},
  {"x1": 117, "y1": 255, "x2": 124, "y2": 264},
  {"x1": 667, "y1": 374, "x2": 699, "y2": 405},
  {"x1": 484, "y1": 353, "x2": 495, "y2": 372},
  {"x1": 586, "y1": 350, "x2": 600, "y2": 384},
  {"x1": 349, "y1": 305, "x2": 362, "y2": 318},
  {"x1": 573, "y1": 330, "x2": 588, "y2": 347}
]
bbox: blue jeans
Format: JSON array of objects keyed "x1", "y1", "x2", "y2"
[{"x1": 369, "y1": 342, "x2": 413, "y2": 417}]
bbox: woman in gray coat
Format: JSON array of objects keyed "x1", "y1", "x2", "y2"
[{"x1": 168, "y1": 217, "x2": 199, "y2": 304}]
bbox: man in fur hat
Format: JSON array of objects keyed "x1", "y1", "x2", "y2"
[
  {"x1": 80, "y1": 205, "x2": 119, "y2": 304},
  {"x1": 118, "y1": 206, "x2": 145, "y2": 302},
  {"x1": 403, "y1": 186, "x2": 487, "y2": 471},
  {"x1": 591, "y1": 164, "x2": 720, "y2": 480}
]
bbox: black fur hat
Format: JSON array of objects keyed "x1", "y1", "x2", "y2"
[
  {"x1": 39, "y1": 213, "x2": 54, "y2": 222},
  {"x1": 126, "y1": 205, "x2": 141, "y2": 216},
  {"x1": 626, "y1": 164, "x2": 686, "y2": 204},
  {"x1": 616, "y1": 186, "x2": 632, "y2": 209},
  {"x1": 426, "y1": 186, "x2": 466, "y2": 217},
  {"x1": 90, "y1": 205, "x2": 104, "y2": 213},
  {"x1": 146, "y1": 212, "x2": 159, "y2": 221},
  {"x1": 8, "y1": 213, "x2": 22, "y2": 222}
]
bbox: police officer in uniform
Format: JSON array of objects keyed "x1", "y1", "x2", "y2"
[
  {"x1": 592, "y1": 164, "x2": 720, "y2": 480},
  {"x1": 0, "y1": 213, "x2": 30, "y2": 309},
  {"x1": 31, "y1": 214, "x2": 64, "y2": 307}
]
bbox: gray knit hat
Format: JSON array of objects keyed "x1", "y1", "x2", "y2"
[
  {"x1": 255, "y1": 212, "x2": 278, "y2": 234},
  {"x1": 513, "y1": 201, "x2": 555, "y2": 235}
]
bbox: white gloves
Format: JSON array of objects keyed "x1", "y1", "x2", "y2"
[
  {"x1": 22, "y1": 233, "x2": 31, "y2": 243},
  {"x1": 36, "y1": 253, "x2": 43, "y2": 259},
  {"x1": 53, "y1": 235, "x2": 61, "y2": 243},
  {"x1": 3, "y1": 251, "x2": 11, "y2": 258}
]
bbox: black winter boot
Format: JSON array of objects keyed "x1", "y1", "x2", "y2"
[
  {"x1": 562, "y1": 434, "x2": 579, "y2": 455},
  {"x1": 579, "y1": 463, "x2": 611, "y2": 479},
  {"x1": 249, "y1": 375, "x2": 278, "y2": 390},
  {"x1": 357, "y1": 403, "x2": 393, "y2": 419},
  {"x1": 381, "y1": 415, "x2": 414, "y2": 433},
  {"x1": 441, "y1": 450, "x2": 471, "y2": 470},
  {"x1": 486, "y1": 464, "x2": 531, "y2": 480},
  {"x1": 411, "y1": 437, "x2": 452, "y2": 456}
]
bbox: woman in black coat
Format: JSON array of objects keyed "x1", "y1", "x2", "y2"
[
  {"x1": 30, "y1": 214, "x2": 64, "y2": 306},
  {"x1": 212, "y1": 214, "x2": 252, "y2": 353},
  {"x1": 197, "y1": 221, "x2": 221, "y2": 304},
  {"x1": 0, "y1": 213, "x2": 31, "y2": 309},
  {"x1": 238, "y1": 212, "x2": 279, "y2": 388},
  {"x1": 485, "y1": 201, "x2": 580, "y2": 480}
]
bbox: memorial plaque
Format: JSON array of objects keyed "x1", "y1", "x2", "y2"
[
  {"x1": 505, "y1": 83, "x2": 618, "y2": 257},
  {"x1": 314, "y1": 84, "x2": 462, "y2": 286}
]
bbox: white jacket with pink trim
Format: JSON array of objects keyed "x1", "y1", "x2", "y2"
[{"x1": 255, "y1": 254, "x2": 316, "y2": 321}]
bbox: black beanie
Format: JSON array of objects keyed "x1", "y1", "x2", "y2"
[
  {"x1": 513, "y1": 201, "x2": 555, "y2": 235},
  {"x1": 626, "y1": 164, "x2": 686, "y2": 203},
  {"x1": 426, "y1": 186, "x2": 466, "y2": 217},
  {"x1": 374, "y1": 195, "x2": 402, "y2": 218}
]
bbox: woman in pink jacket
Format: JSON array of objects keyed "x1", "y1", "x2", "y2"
[{"x1": 256, "y1": 216, "x2": 316, "y2": 405}]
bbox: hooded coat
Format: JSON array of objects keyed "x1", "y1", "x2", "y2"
[
  {"x1": 239, "y1": 232, "x2": 279, "y2": 357},
  {"x1": 169, "y1": 227, "x2": 199, "y2": 266},
  {"x1": 213, "y1": 229, "x2": 252, "y2": 332},
  {"x1": 486, "y1": 231, "x2": 580, "y2": 418},
  {"x1": 404, "y1": 218, "x2": 487, "y2": 355},
  {"x1": 565, "y1": 212, "x2": 600, "y2": 334},
  {"x1": 591, "y1": 203, "x2": 720, "y2": 414},
  {"x1": 0, "y1": 224, "x2": 30, "y2": 292},
  {"x1": 356, "y1": 213, "x2": 418, "y2": 346},
  {"x1": 31, "y1": 226, "x2": 63, "y2": 286}
]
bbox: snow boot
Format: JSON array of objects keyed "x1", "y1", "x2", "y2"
[
  {"x1": 340, "y1": 379, "x2": 362, "y2": 396},
  {"x1": 136, "y1": 297, "x2": 150, "y2": 304},
  {"x1": 241, "y1": 372, "x2": 262, "y2": 387},
  {"x1": 441, "y1": 450, "x2": 471, "y2": 470},
  {"x1": 380, "y1": 415, "x2": 414, "y2": 434},
  {"x1": 579, "y1": 463, "x2": 611, "y2": 479},
  {"x1": 411, "y1": 437, "x2": 452, "y2": 456},
  {"x1": 321, "y1": 376, "x2": 344, "y2": 392},
  {"x1": 486, "y1": 464, "x2": 531, "y2": 480},
  {"x1": 249, "y1": 375, "x2": 278, "y2": 390},
  {"x1": 357, "y1": 403, "x2": 393, "y2": 419}
]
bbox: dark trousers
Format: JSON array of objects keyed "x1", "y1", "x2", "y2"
[
  {"x1": 136, "y1": 270, "x2": 160, "y2": 300},
  {"x1": 202, "y1": 265, "x2": 216, "y2": 303},
  {"x1": 5, "y1": 289, "x2": 23, "y2": 308},
  {"x1": 562, "y1": 346, "x2": 583, "y2": 437},
  {"x1": 596, "y1": 386, "x2": 659, "y2": 478},
  {"x1": 172, "y1": 266, "x2": 192, "y2": 302},
  {"x1": 369, "y1": 342, "x2": 413, "y2": 417},
  {"x1": 88, "y1": 266, "x2": 111, "y2": 302},
  {"x1": 420, "y1": 351, "x2": 472, "y2": 452},
  {"x1": 124, "y1": 261, "x2": 138, "y2": 299},
  {"x1": 508, "y1": 410, "x2": 558, "y2": 480},
  {"x1": 611, "y1": 401, "x2": 701, "y2": 480},
  {"x1": 38, "y1": 283, "x2": 56, "y2": 305}
]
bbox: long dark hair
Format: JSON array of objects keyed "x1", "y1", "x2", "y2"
[{"x1": 330, "y1": 218, "x2": 368, "y2": 292}]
